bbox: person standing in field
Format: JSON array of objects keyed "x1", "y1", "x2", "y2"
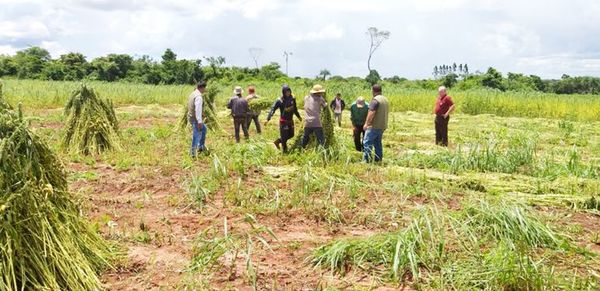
[
  {"x1": 265, "y1": 84, "x2": 302, "y2": 153},
  {"x1": 188, "y1": 81, "x2": 207, "y2": 157},
  {"x1": 363, "y1": 84, "x2": 389, "y2": 163},
  {"x1": 433, "y1": 86, "x2": 455, "y2": 147},
  {"x1": 330, "y1": 93, "x2": 345, "y2": 127},
  {"x1": 350, "y1": 96, "x2": 369, "y2": 152},
  {"x1": 245, "y1": 86, "x2": 262, "y2": 134},
  {"x1": 302, "y1": 84, "x2": 328, "y2": 148},
  {"x1": 227, "y1": 86, "x2": 250, "y2": 143}
]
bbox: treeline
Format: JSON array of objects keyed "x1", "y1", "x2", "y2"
[
  {"x1": 1, "y1": 47, "x2": 600, "y2": 95},
  {"x1": 422, "y1": 67, "x2": 600, "y2": 95},
  {"x1": 0, "y1": 47, "x2": 286, "y2": 85}
]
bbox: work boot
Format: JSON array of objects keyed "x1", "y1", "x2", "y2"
[{"x1": 274, "y1": 139, "x2": 281, "y2": 150}]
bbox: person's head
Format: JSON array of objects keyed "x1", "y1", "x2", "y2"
[
  {"x1": 372, "y1": 84, "x2": 382, "y2": 97},
  {"x1": 356, "y1": 96, "x2": 365, "y2": 108},
  {"x1": 197, "y1": 81, "x2": 207, "y2": 93},
  {"x1": 335, "y1": 93, "x2": 341, "y2": 99},
  {"x1": 310, "y1": 84, "x2": 326, "y2": 97},
  {"x1": 248, "y1": 86, "x2": 256, "y2": 95},
  {"x1": 438, "y1": 86, "x2": 447, "y2": 97},
  {"x1": 282, "y1": 84, "x2": 292, "y2": 97},
  {"x1": 233, "y1": 86, "x2": 243, "y2": 96}
]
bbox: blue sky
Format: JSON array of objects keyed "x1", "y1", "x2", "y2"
[{"x1": 1, "y1": 0, "x2": 599, "y2": 78}]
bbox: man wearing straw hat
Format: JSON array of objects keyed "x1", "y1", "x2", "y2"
[
  {"x1": 301, "y1": 84, "x2": 328, "y2": 148},
  {"x1": 227, "y1": 86, "x2": 250, "y2": 143},
  {"x1": 350, "y1": 96, "x2": 369, "y2": 151}
]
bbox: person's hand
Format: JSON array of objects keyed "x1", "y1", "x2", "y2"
[
  {"x1": 197, "y1": 122, "x2": 203, "y2": 130},
  {"x1": 443, "y1": 113, "x2": 449, "y2": 119},
  {"x1": 363, "y1": 124, "x2": 370, "y2": 131}
]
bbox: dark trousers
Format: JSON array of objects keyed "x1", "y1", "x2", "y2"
[
  {"x1": 246, "y1": 114, "x2": 261, "y2": 134},
  {"x1": 233, "y1": 117, "x2": 249, "y2": 143},
  {"x1": 302, "y1": 127, "x2": 325, "y2": 148},
  {"x1": 435, "y1": 115, "x2": 449, "y2": 147},
  {"x1": 276, "y1": 122, "x2": 294, "y2": 152},
  {"x1": 353, "y1": 124, "x2": 365, "y2": 151}
]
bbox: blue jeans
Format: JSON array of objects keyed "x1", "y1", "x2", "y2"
[
  {"x1": 190, "y1": 121, "x2": 207, "y2": 156},
  {"x1": 302, "y1": 127, "x2": 325, "y2": 148},
  {"x1": 363, "y1": 128, "x2": 384, "y2": 162}
]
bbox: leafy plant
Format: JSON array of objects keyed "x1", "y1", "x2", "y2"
[{"x1": 62, "y1": 84, "x2": 120, "y2": 154}]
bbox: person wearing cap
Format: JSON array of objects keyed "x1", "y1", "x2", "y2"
[
  {"x1": 350, "y1": 96, "x2": 369, "y2": 151},
  {"x1": 188, "y1": 81, "x2": 208, "y2": 157},
  {"x1": 363, "y1": 84, "x2": 389, "y2": 163},
  {"x1": 265, "y1": 84, "x2": 302, "y2": 153},
  {"x1": 227, "y1": 86, "x2": 250, "y2": 143},
  {"x1": 302, "y1": 84, "x2": 328, "y2": 148},
  {"x1": 329, "y1": 93, "x2": 346, "y2": 127},
  {"x1": 433, "y1": 86, "x2": 455, "y2": 147},
  {"x1": 245, "y1": 86, "x2": 262, "y2": 134}
]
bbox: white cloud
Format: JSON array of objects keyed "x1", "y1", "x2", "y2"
[
  {"x1": 290, "y1": 24, "x2": 344, "y2": 42},
  {"x1": 0, "y1": 45, "x2": 17, "y2": 55},
  {"x1": 0, "y1": 20, "x2": 50, "y2": 39}
]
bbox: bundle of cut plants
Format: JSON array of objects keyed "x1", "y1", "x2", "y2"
[
  {"x1": 0, "y1": 107, "x2": 115, "y2": 290},
  {"x1": 62, "y1": 84, "x2": 120, "y2": 155},
  {"x1": 248, "y1": 98, "x2": 272, "y2": 113},
  {"x1": 291, "y1": 102, "x2": 338, "y2": 153},
  {"x1": 178, "y1": 84, "x2": 221, "y2": 131}
]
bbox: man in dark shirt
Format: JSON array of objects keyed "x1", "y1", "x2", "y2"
[
  {"x1": 227, "y1": 86, "x2": 250, "y2": 143},
  {"x1": 433, "y1": 86, "x2": 455, "y2": 147},
  {"x1": 265, "y1": 84, "x2": 302, "y2": 153},
  {"x1": 350, "y1": 96, "x2": 368, "y2": 151}
]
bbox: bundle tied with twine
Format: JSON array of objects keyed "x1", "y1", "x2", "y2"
[
  {"x1": 0, "y1": 102, "x2": 115, "y2": 290},
  {"x1": 179, "y1": 84, "x2": 221, "y2": 131},
  {"x1": 62, "y1": 85, "x2": 120, "y2": 155},
  {"x1": 291, "y1": 98, "x2": 338, "y2": 153}
]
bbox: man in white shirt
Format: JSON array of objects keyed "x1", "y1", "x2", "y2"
[
  {"x1": 188, "y1": 81, "x2": 207, "y2": 157},
  {"x1": 329, "y1": 93, "x2": 345, "y2": 127}
]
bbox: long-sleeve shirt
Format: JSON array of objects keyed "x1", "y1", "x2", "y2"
[
  {"x1": 266, "y1": 96, "x2": 301, "y2": 123},
  {"x1": 187, "y1": 89, "x2": 203, "y2": 123},
  {"x1": 227, "y1": 95, "x2": 249, "y2": 118},
  {"x1": 304, "y1": 94, "x2": 327, "y2": 127}
]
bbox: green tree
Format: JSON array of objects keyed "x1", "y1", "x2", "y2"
[
  {"x1": 319, "y1": 69, "x2": 331, "y2": 80},
  {"x1": 90, "y1": 54, "x2": 133, "y2": 81},
  {"x1": 481, "y1": 67, "x2": 505, "y2": 90},
  {"x1": 365, "y1": 69, "x2": 381, "y2": 85},
  {"x1": 13, "y1": 47, "x2": 51, "y2": 79},
  {"x1": 58, "y1": 53, "x2": 89, "y2": 80},
  {"x1": 0, "y1": 55, "x2": 16, "y2": 76},
  {"x1": 259, "y1": 62, "x2": 284, "y2": 81},
  {"x1": 442, "y1": 73, "x2": 459, "y2": 88}
]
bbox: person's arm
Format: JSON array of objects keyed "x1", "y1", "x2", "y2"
[
  {"x1": 195, "y1": 95, "x2": 203, "y2": 127},
  {"x1": 364, "y1": 110, "x2": 376, "y2": 130},
  {"x1": 265, "y1": 100, "x2": 279, "y2": 123},
  {"x1": 294, "y1": 102, "x2": 302, "y2": 121},
  {"x1": 341, "y1": 100, "x2": 346, "y2": 111},
  {"x1": 444, "y1": 104, "x2": 456, "y2": 118},
  {"x1": 227, "y1": 97, "x2": 232, "y2": 109}
]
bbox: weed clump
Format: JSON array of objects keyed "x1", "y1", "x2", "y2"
[
  {"x1": 62, "y1": 84, "x2": 120, "y2": 154},
  {"x1": 0, "y1": 106, "x2": 115, "y2": 290}
]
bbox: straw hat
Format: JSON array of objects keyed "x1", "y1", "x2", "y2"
[
  {"x1": 233, "y1": 86, "x2": 243, "y2": 95},
  {"x1": 309, "y1": 84, "x2": 326, "y2": 94}
]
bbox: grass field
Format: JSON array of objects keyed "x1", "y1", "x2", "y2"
[{"x1": 3, "y1": 79, "x2": 600, "y2": 289}]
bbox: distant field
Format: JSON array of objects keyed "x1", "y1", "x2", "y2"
[
  {"x1": 2, "y1": 79, "x2": 600, "y2": 289},
  {"x1": 4, "y1": 78, "x2": 600, "y2": 121}
]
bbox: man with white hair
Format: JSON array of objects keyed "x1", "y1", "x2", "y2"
[
  {"x1": 350, "y1": 96, "x2": 369, "y2": 151},
  {"x1": 433, "y1": 86, "x2": 455, "y2": 147},
  {"x1": 227, "y1": 86, "x2": 250, "y2": 143}
]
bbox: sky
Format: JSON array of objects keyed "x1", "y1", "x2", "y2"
[{"x1": 1, "y1": 0, "x2": 599, "y2": 79}]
